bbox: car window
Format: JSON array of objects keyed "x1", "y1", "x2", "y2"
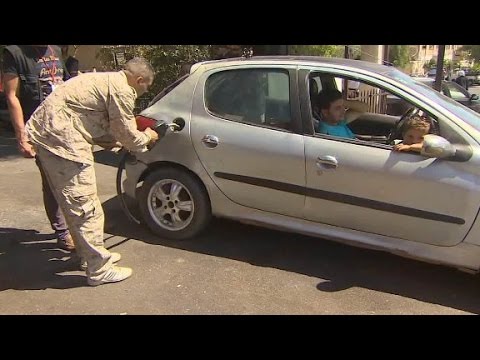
[
  {"x1": 308, "y1": 73, "x2": 443, "y2": 151},
  {"x1": 444, "y1": 81, "x2": 469, "y2": 101},
  {"x1": 205, "y1": 69, "x2": 292, "y2": 130}
]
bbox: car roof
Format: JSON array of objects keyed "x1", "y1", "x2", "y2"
[
  {"x1": 416, "y1": 77, "x2": 435, "y2": 83},
  {"x1": 191, "y1": 56, "x2": 395, "y2": 76},
  {"x1": 416, "y1": 77, "x2": 457, "y2": 86},
  {"x1": 415, "y1": 77, "x2": 447, "y2": 86}
]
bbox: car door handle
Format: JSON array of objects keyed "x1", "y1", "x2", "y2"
[
  {"x1": 202, "y1": 135, "x2": 219, "y2": 148},
  {"x1": 316, "y1": 155, "x2": 338, "y2": 169}
]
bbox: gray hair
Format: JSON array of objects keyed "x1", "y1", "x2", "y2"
[{"x1": 123, "y1": 57, "x2": 154, "y2": 80}]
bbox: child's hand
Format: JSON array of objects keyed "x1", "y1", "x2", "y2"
[{"x1": 393, "y1": 143, "x2": 411, "y2": 152}]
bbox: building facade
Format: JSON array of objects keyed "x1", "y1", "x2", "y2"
[{"x1": 409, "y1": 45, "x2": 472, "y2": 75}]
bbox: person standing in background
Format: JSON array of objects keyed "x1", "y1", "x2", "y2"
[
  {"x1": 2, "y1": 45, "x2": 75, "y2": 251},
  {"x1": 61, "y1": 45, "x2": 80, "y2": 80}
]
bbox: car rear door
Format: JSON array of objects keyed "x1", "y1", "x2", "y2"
[{"x1": 190, "y1": 65, "x2": 306, "y2": 218}]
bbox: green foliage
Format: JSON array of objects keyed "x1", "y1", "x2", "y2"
[
  {"x1": 211, "y1": 45, "x2": 248, "y2": 59},
  {"x1": 424, "y1": 58, "x2": 437, "y2": 70},
  {"x1": 460, "y1": 45, "x2": 480, "y2": 61},
  {"x1": 388, "y1": 45, "x2": 410, "y2": 68},
  {"x1": 289, "y1": 45, "x2": 344, "y2": 57},
  {"x1": 444, "y1": 59, "x2": 462, "y2": 71}
]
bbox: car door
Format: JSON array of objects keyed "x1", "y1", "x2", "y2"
[
  {"x1": 299, "y1": 67, "x2": 480, "y2": 246},
  {"x1": 190, "y1": 66, "x2": 306, "y2": 218}
]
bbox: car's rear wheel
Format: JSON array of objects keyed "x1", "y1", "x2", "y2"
[{"x1": 138, "y1": 167, "x2": 211, "y2": 240}]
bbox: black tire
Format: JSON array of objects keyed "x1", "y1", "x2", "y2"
[{"x1": 138, "y1": 167, "x2": 211, "y2": 240}]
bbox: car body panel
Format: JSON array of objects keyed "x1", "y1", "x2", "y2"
[
  {"x1": 303, "y1": 134, "x2": 480, "y2": 246},
  {"x1": 211, "y1": 196, "x2": 480, "y2": 272}
]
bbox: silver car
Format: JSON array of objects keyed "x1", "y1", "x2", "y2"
[{"x1": 123, "y1": 56, "x2": 480, "y2": 274}]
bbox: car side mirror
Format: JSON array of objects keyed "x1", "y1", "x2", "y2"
[
  {"x1": 421, "y1": 134, "x2": 456, "y2": 159},
  {"x1": 470, "y1": 93, "x2": 479, "y2": 101}
]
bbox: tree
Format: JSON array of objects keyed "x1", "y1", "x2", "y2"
[
  {"x1": 460, "y1": 45, "x2": 480, "y2": 62},
  {"x1": 289, "y1": 45, "x2": 343, "y2": 57},
  {"x1": 424, "y1": 58, "x2": 437, "y2": 71},
  {"x1": 210, "y1": 45, "x2": 248, "y2": 59},
  {"x1": 388, "y1": 45, "x2": 410, "y2": 68}
]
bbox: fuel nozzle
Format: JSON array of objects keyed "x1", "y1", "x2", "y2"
[
  {"x1": 152, "y1": 120, "x2": 170, "y2": 138},
  {"x1": 147, "y1": 118, "x2": 186, "y2": 151},
  {"x1": 152, "y1": 118, "x2": 185, "y2": 137}
]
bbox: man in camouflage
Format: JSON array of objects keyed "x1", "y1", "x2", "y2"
[{"x1": 25, "y1": 57, "x2": 159, "y2": 286}]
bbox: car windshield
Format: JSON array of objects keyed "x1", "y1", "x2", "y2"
[{"x1": 388, "y1": 70, "x2": 480, "y2": 131}]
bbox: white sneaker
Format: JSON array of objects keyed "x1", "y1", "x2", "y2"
[
  {"x1": 80, "y1": 252, "x2": 122, "y2": 271},
  {"x1": 87, "y1": 266, "x2": 132, "y2": 286}
]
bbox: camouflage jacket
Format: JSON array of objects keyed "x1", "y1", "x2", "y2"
[{"x1": 26, "y1": 71, "x2": 150, "y2": 164}]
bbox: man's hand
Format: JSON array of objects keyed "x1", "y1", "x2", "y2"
[
  {"x1": 18, "y1": 139, "x2": 36, "y2": 158},
  {"x1": 144, "y1": 127, "x2": 159, "y2": 144}
]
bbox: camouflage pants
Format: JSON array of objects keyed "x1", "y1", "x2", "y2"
[{"x1": 33, "y1": 145, "x2": 114, "y2": 281}]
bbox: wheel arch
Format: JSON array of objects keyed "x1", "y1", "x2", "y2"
[{"x1": 137, "y1": 161, "x2": 212, "y2": 210}]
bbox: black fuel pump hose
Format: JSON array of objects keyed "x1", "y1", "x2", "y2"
[{"x1": 116, "y1": 150, "x2": 141, "y2": 224}]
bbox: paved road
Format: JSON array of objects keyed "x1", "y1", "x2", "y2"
[
  {"x1": 469, "y1": 84, "x2": 480, "y2": 96},
  {"x1": 0, "y1": 129, "x2": 478, "y2": 315}
]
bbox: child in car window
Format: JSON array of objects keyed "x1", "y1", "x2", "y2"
[
  {"x1": 314, "y1": 89, "x2": 355, "y2": 139},
  {"x1": 393, "y1": 115, "x2": 431, "y2": 153}
]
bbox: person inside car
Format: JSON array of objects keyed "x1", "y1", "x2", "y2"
[
  {"x1": 393, "y1": 114, "x2": 431, "y2": 153},
  {"x1": 313, "y1": 89, "x2": 359, "y2": 139}
]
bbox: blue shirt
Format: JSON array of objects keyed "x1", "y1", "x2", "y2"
[{"x1": 316, "y1": 120, "x2": 355, "y2": 139}]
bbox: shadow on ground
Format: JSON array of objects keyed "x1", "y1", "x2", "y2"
[
  {"x1": 102, "y1": 195, "x2": 480, "y2": 314},
  {"x1": 0, "y1": 130, "x2": 21, "y2": 160},
  {"x1": 0, "y1": 228, "x2": 86, "y2": 290}
]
